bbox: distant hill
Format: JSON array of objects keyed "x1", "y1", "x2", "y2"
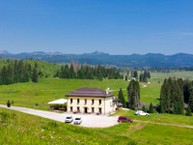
[{"x1": 1, "y1": 50, "x2": 193, "y2": 67}]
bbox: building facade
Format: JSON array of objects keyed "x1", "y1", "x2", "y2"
[{"x1": 66, "y1": 88, "x2": 117, "y2": 115}]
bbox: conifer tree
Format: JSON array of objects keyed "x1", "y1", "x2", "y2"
[
  {"x1": 186, "y1": 105, "x2": 192, "y2": 116},
  {"x1": 160, "y1": 78, "x2": 184, "y2": 114},
  {"x1": 7, "y1": 64, "x2": 14, "y2": 84},
  {"x1": 1, "y1": 66, "x2": 7, "y2": 84},
  {"x1": 69, "y1": 64, "x2": 76, "y2": 78},
  {"x1": 188, "y1": 87, "x2": 193, "y2": 112},
  {"x1": 133, "y1": 71, "x2": 138, "y2": 79},
  {"x1": 118, "y1": 88, "x2": 126, "y2": 108},
  {"x1": 32, "y1": 63, "x2": 38, "y2": 82},
  {"x1": 160, "y1": 79, "x2": 167, "y2": 113},
  {"x1": 127, "y1": 79, "x2": 140, "y2": 110},
  {"x1": 149, "y1": 103, "x2": 154, "y2": 113}
]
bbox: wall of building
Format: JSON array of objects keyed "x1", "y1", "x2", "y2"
[{"x1": 67, "y1": 96, "x2": 116, "y2": 114}]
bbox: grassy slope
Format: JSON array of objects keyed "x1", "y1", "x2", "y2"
[
  {"x1": 0, "y1": 108, "x2": 135, "y2": 145},
  {"x1": 0, "y1": 108, "x2": 193, "y2": 145},
  {"x1": 115, "y1": 110, "x2": 193, "y2": 126}
]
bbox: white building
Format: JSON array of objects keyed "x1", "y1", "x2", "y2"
[{"x1": 66, "y1": 88, "x2": 117, "y2": 115}]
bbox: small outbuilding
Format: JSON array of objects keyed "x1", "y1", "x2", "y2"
[{"x1": 48, "y1": 98, "x2": 67, "y2": 111}]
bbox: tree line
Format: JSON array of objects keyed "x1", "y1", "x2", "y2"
[
  {"x1": 0, "y1": 59, "x2": 124, "y2": 85},
  {"x1": 124, "y1": 70, "x2": 151, "y2": 83},
  {"x1": 118, "y1": 77, "x2": 192, "y2": 116},
  {"x1": 55, "y1": 64, "x2": 123, "y2": 80},
  {"x1": 160, "y1": 78, "x2": 193, "y2": 115},
  {"x1": 139, "y1": 71, "x2": 151, "y2": 82},
  {"x1": 118, "y1": 79, "x2": 141, "y2": 109},
  {"x1": 0, "y1": 60, "x2": 38, "y2": 85}
]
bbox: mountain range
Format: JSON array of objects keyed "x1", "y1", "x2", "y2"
[{"x1": 1, "y1": 50, "x2": 193, "y2": 67}]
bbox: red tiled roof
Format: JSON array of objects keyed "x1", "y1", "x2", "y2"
[{"x1": 66, "y1": 87, "x2": 114, "y2": 98}]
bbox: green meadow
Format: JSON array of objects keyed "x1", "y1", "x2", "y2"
[
  {"x1": 1, "y1": 70, "x2": 192, "y2": 110},
  {"x1": 0, "y1": 108, "x2": 193, "y2": 145},
  {"x1": 0, "y1": 78, "x2": 129, "y2": 110},
  {"x1": 1, "y1": 71, "x2": 193, "y2": 144}
]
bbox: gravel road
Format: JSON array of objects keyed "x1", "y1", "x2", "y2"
[
  {"x1": 1, "y1": 105, "x2": 193, "y2": 129},
  {"x1": 0, "y1": 105, "x2": 118, "y2": 128}
]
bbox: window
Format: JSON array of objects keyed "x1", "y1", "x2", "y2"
[
  {"x1": 99, "y1": 108, "x2": 102, "y2": 114},
  {"x1": 70, "y1": 107, "x2": 73, "y2": 112},
  {"x1": 70, "y1": 98, "x2": 73, "y2": 104},
  {"x1": 85, "y1": 99, "x2": 87, "y2": 105},
  {"x1": 99, "y1": 99, "x2": 101, "y2": 105},
  {"x1": 77, "y1": 98, "x2": 80, "y2": 104},
  {"x1": 77, "y1": 107, "x2": 80, "y2": 113},
  {"x1": 92, "y1": 107, "x2": 94, "y2": 113},
  {"x1": 92, "y1": 99, "x2": 94, "y2": 105}
]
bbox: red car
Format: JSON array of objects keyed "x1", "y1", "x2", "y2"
[{"x1": 117, "y1": 116, "x2": 133, "y2": 123}]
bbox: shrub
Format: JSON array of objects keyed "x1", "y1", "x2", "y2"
[{"x1": 7, "y1": 100, "x2": 11, "y2": 107}]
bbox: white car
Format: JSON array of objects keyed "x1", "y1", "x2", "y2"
[
  {"x1": 135, "y1": 110, "x2": 149, "y2": 116},
  {"x1": 65, "y1": 116, "x2": 73, "y2": 123},
  {"x1": 73, "y1": 117, "x2": 82, "y2": 125}
]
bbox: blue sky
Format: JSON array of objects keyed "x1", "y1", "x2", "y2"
[{"x1": 0, "y1": 0, "x2": 193, "y2": 54}]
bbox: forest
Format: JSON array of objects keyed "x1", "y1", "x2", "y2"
[
  {"x1": 0, "y1": 59, "x2": 123, "y2": 85},
  {"x1": 0, "y1": 59, "x2": 38, "y2": 85},
  {"x1": 160, "y1": 78, "x2": 193, "y2": 116}
]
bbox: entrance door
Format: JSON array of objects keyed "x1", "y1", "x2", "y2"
[{"x1": 84, "y1": 107, "x2": 88, "y2": 113}]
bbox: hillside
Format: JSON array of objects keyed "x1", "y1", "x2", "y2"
[{"x1": 1, "y1": 51, "x2": 193, "y2": 67}]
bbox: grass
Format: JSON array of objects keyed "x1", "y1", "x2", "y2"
[
  {"x1": 1, "y1": 71, "x2": 193, "y2": 144},
  {"x1": 1, "y1": 70, "x2": 193, "y2": 110},
  {"x1": 0, "y1": 78, "x2": 129, "y2": 110},
  {"x1": 129, "y1": 123, "x2": 193, "y2": 145},
  {"x1": 0, "y1": 108, "x2": 193, "y2": 145},
  {"x1": 0, "y1": 108, "x2": 136, "y2": 145},
  {"x1": 114, "y1": 109, "x2": 193, "y2": 126}
]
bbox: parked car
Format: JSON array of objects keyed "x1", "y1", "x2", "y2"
[
  {"x1": 135, "y1": 110, "x2": 149, "y2": 116},
  {"x1": 65, "y1": 116, "x2": 73, "y2": 123},
  {"x1": 74, "y1": 117, "x2": 82, "y2": 125},
  {"x1": 117, "y1": 116, "x2": 133, "y2": 123}
]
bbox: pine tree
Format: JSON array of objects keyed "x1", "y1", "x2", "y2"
[
  {"x1": 160, "y1": 78, "x2": 184, "y2": 114},
  {"x1": 188, "y1": 87, "x2": 193, "y2": 112},
  {"x1": 142, "y1": 105, "x2": 147, "y2": 112},
  {"x1": 32, "y1": 63, "x2": 38, "y2": 82},
  {"x1": 139, "y1": 73, "x2": 143, "y2": 82},
  {"x1": 186, "y1": 105, "x2": 192, "y2": 116},
  {"x1": 127, "y1": 79, "x2": 140, "y2": 110},
  {"x1": 133, "y1": 71, "x2": 138, "y2": 79},
  {"x1": 182, "y1": 80, "x2": 190, "y2": 104},
  {"x1": 149, "y1": 103, "x2": 154, "y2": 113},
  {"x1": 77, "y1": 66, "x2": 85, "y2": 79},
  {"x1": 173, "y1": 79, "x2": 184, "y2": 114},
  {"x1": 69, "y1": 64, "x2": 76, "y2": 78},
  {"x1": 7, "y1": 64, "x2": 14, "y2": 84},
  {"x1": 160, "y1": 79, "x2": 167, "y2": 113},
  {"x1": 118, "y1": 88, "x2": 126, "y2": 108},
  {"x1": 1, "y1": 66, "x2": 8, "y2": 84}
]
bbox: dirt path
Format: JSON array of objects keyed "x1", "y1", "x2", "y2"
[{"x1": 134, "y1": 120, "x2": 193, "y2": 129}]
